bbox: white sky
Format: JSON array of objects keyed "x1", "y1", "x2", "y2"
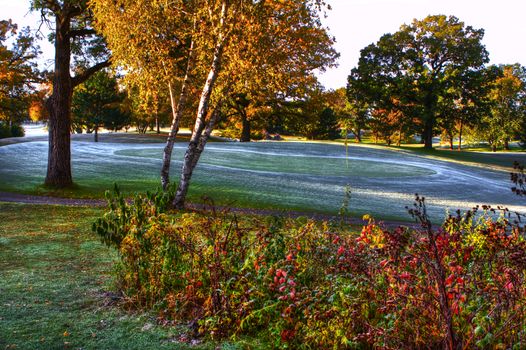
[
  {"x1": 2, "y1": 0, "x2": 526, "y2": 89},
  {"x1": 319, "y1": 0, "x2": 526, "y2": 89}
]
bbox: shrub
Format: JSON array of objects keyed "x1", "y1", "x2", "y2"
[
  {"x1": 0, "y1": 122, "x2": 11, "y2": 138},
  {"x1": 94, "y1": 189, "x2": 526, "y2": 349},
  {"x1": 10, "y1": 124, "x2": 25, "y2": 137},
  {"x1": 0, "y1": 122, "x2": 25, "y2": 138}
]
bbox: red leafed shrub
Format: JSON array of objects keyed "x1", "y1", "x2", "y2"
[{"x1": 94, "y1": 188, "x2": 526, "y2": 349}]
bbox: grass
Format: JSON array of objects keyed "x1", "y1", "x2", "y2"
[
  {"x1": 0, "y1": 203, "x2": 261, "y2": 350},
  {"x1": 335, "y1": 136, "x2": 526, "y2": 170},
  {"x1": 1, "y1": 132, "x2": 525, "y2": 222},
  {"x1": 398, "y1": 146, "x2": 525, "y2": 169}
]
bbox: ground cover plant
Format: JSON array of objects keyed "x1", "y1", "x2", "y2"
[
  {"x1": 0, "y1": 203, "x2": 245, "y2": 350},
  {"x1": 94, "y1": 185, "x2": 526, "y2": 349}
]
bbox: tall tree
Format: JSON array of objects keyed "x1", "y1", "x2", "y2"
[
  {"x1": 220, "y1": 0, "x2": 338, "y2": 142},
  {"x1": 91, "y1": 0, "x2": 197, "y2": 190},
  {"x1": 329, "y1": 87, "x2": 368, "y2": 142},
  {"x1": 486, "y1": 64, "x2": 526, "y2": 150},
  {"x1": 0, "y1": 20, "x2": 40, "y2": 129},
  {"x1": 31, "y1": 0, "x2": 110, "y2": 187},
  {"x1": 348, "y1": 15, "x2": 488, "y2": 149}
]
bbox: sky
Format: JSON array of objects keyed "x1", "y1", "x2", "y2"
[
  {"x1": 318, "y1": 0, "x2": 526, "y2": 89},
  {"x1": 2, "y1": 0, "x2": 526, "y2": 90}
]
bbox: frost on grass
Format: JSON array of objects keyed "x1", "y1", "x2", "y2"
[{"x1": 0, "y1": 138, "x2": 524, "y2": 221}]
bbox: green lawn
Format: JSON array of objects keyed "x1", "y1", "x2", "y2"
[
  {"x1": 396, "y1": 145, "x2": 525, "y2": 170},
  {"x1": 334, "y1": 136, "x2": 525, "y2": 170},
  {"x1": 1, "y1": 132, "x2": 525, "y2": 222},
  {"x1": 0, "y1": 203, "x2": 259, "y2": 350}
]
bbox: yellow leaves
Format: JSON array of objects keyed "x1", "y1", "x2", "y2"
[
  {"x1": 28, "y1": 100, "x2": 47, "y2": 122},
  {"x1": 120, "y1": 235, "x2": 140, "y2": 256}
]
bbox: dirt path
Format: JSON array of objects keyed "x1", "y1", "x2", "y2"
[
  {"x1": 0, "y1": 192, "x2": 106, "y2": 206},
  {"x1": 0, "y1": 191, "x2": 418, "y2": 229}
]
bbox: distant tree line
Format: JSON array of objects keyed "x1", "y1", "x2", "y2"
[{"x1": 345, "y1": 15, "x2": 526, "y2": 151}]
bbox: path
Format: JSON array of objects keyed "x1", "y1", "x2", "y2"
[
  {"x1": 0, "y1": 192, "x2": 106, "y2": 206},
  {"x1": 0, "y1": 191, "x2": 417, "y2": 229}
]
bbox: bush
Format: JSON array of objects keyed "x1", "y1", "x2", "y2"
[
  {"x1": 0, "y1": 122, "x2": 25, "y2": 138},
  {"x1": 10, "y1": 124, "x2": 25, "y2": 137},
  {"x1": 94, "y1": 189, "x2": 526, "y2": 349}
]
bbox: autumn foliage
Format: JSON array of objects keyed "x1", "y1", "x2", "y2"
[{"x1": 94, "y1": 188, "x2": 526, "y2": 349}]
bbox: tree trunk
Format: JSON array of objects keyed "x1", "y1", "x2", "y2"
[
  {"x1": 504, "y1": 139, "x2": 509, "y2": 150},
  {"x1": 94, "y1": 126, "x2": 98, "y2": 142},
  {"x1": 353, "y1": 128, "x2": 362, "y2": 142},
  {"x1": 422, "y1": 97, "x2": 436, "y2": 150},
  {"x1": 44, "y1": 4, "x2": 110, "y2": 188},
  {"x1": 422, "y1": 118, "x2": 434, "y2": 149},
  {"x1": 155, "y1": 115, "x2": 160, "y2": 134},
  {"x1": 160, "y1": 28, "x2": 196, "y2": 191},
  {"x1": 173, "y1": 1, "x2": 228, "y2": 209},
  {"x1": 45, "y1": 16, "x2": 73, "y2": 187},
  {"x1": 240, "y1": 112, "x2": 251, "y2": 142},
  {"x1": 190, "y1": 106, "x2": 221, "y2": 170},
  {"x1": 457, "y1": 120, "x2": 463, "y2": 151}
]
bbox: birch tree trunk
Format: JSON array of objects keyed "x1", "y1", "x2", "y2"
[
  {"x1": 173, "y1": 0, "x2": 228, "y2": 209},
  {"x1": 160, "y1": 55, "x2": 195, "y2": 189},
  {"x1": 160, "y1": 19, "x2": 197, "y2": 190},
  {"x1": 190, "y1": 105, "x2": 222, "y2": 171},
  {"x1": 457, "y1": 119, "x2": 463, "y2": 151}
]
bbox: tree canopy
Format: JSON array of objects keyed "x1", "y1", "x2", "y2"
[
  {"x1": 348, "y1": 15, "x2": 489, "y2": 149},
  {"x1": 0, "y1": 20, "x2": 40, "y2": 128},
  {"x1": 92, "y1": 0, "x2": 338, "y2": 206}
]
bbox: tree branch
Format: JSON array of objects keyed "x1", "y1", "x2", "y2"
[
  {"x1": 69, "y1": 28, "x2": 97, "y2": 39},
  {"x1": 71, "y1": 60, "x2": 111, "y2": 87},
  {"x1": 42, "y1": 0, "x2": 61, "y2": 15}
]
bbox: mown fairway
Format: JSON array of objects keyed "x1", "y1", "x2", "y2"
[{"x1": 0, "y1": 133, "x2": 524, "y2": 221}]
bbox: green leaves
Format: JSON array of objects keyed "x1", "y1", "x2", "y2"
[
  {"x1": 71, "y1": 69, "x2": 130, "y2": 133},
  {"x1": 348, "y1": 15, "x2": 489, "y2": 149}
]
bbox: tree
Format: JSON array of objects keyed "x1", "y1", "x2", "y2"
[
  {"x1": 329, "y1": 87, "x2": 368, "y2": 142},
  {"x1": 31, "y1": 0, "x2": 110, "y2": 187},
  {"x1": 93, "y1": 0, "x2": 337, "y2": 208},
  {"x1": 91, "y1": 0, "x2": 202, "y2": 190},
  {"x1": 483, "y1": 64, "x2": 526, "y2": 151},
  {"x1": 219, "y1": 0, "x2": 338, "y2": 143},
  {"x1": 72, "y1": 70, "x2": 129, "y2": 141},
  {"x1": 348, "y1": 15, "x2": 489, "y2": 149},
  {"x1": 0, "y1": 20, "x2": 40, "y2": 131},
  {"x1": 287, "y1": 88, "x2": 341, "y2": 140},
  {"x1": 437, "y1": 65, "x2": 496, "y2": 150}
]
